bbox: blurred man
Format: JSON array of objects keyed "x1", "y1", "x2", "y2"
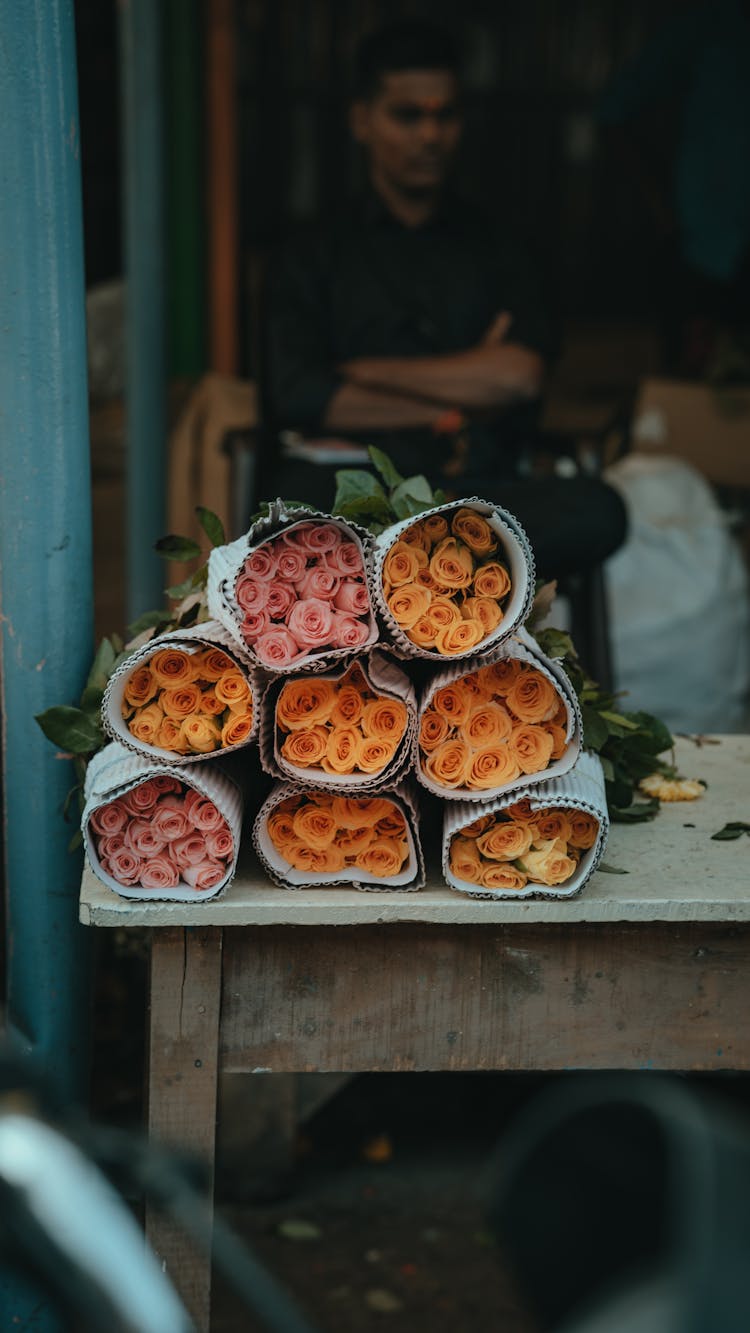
[{"x1": 265, "y1": 22, "x2": 626, "y2": 576}]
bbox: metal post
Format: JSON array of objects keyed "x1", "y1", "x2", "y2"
[
  {"x1": 119, "y1": 0, "x2": 167, "y2": 620},
  {"x1": 166, "y1": 0, "x2": 205, "y2": 378},
  {"x1": 0, "y1": 0, "x2": 93, "y2": 1325}
]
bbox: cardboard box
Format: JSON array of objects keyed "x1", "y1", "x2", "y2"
[{"x1": 632, "y1": 378, "x2": 750, "y2": 488}]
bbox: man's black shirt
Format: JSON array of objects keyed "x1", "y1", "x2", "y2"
[{"x1": 265, "y1": 193, "x2": 558, "y2": 483}]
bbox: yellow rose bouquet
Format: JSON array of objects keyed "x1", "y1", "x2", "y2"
[
  {"x1": 254, "y1": 784, "x2": 425, "y2": 890},
  {"x1": 416, "y1": 629, "x2": 581, "y2": 801},
  {"x1": 260, "y1": 650, "x2": 417, "y2": 791},
  {"x1": 442, "y1": 750, "x2": 607, "y2": 899},
  {"x1": 102, "y1": 621, "x2": 258, "y2": 762},
  {"x1": 373, "y1": 499, "x2": 534, "y2": 661}
]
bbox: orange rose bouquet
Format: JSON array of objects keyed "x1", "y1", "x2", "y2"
[
  {"x1": 103, "y1": 622, "x2": 257, "y2": 762},
  {"x1": 260, "y1": 650, "x2": 416, "y2": 790},
  {"x1": 416, "y1": 635, "x2": 580, "y2": 801},
  {"x1": 82, "y1": 741, "x2": 242, "y2": 901},
  {"x1": 442, "y1": 750, "x2": 607, "y2": 899},
  {"x1": 254, "y1": 784, "x2": 425, "y2": 889},
  {"x1": 374, "y1": 499, "x2": 533, "y2": 660}
]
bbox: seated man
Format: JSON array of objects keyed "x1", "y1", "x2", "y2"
[{"x1": 264, "y1": 21, "x2": 627, "y2": 578}]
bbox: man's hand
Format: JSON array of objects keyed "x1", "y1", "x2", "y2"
[{"x1": 481, "y1": 310, "x2": 514, "y2": 345}]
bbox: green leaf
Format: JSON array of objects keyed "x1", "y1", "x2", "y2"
[
  {"x1": 534, "y1": 627, "x2": 576, "y2": 662},
  {"x1": 126, "y1": 609, "x2": 166, "y2": 638},
  {"x1": 62, "y1": 782, "x2": 83, "y2": 823},
  {"x1": 391, "y1": 488, "x2": 432, "y2": 521},
  {"x1": 85, "y1": 637, "x2": 116, "y2": 693},
  {"x1": 196, "y1": 505, "x2": 226, "y2": 547},
  {"x1": 581, "y1": 704, "x2": 609, "y2": 750},
  {"x1": 367, "y1": 446, "x2": 404, "y2": 492},
  {"x1": 154, "y1": 533, "x2": 202, "y2": 562},
  {"x1": 711, "y1": 822, "x2": 750, "y2": 841},
  {"x1": 391, "y1": 474, "x2": 433, "y2": 507},
  {"x1": 609, "y1": 798, "x2": 660, "y2": 823},
  {"x1": 333, "y1": 468, "x2": 388, "y2": 509},
  {"x1": 432, "y1": 487, "x2": 448, "y2": 505},
  {"x1": 600, "y1": 756, "x2": 615, "y2": 782},
  {"x1": 627, "y1": 710, "x2": 674, "y2": 755},
  {"x1": 68, "y1": 829, "x2": 83, "y2": 853},
  {"x1": 110, "y1": 633, "x2": 124, "y2": 653},
  {"x1": 35, "y1": 705, "x2": 103, "y2": 754},
  {"x1": 597, "y1": 862, "x2": 629, "y2": 874},
  {"x1": 598, "y1": 709, "x2": 640, "y2": 732},
  {"x1": 166, "y1": 563, "x2": 208, "y2": 599},
  {"x1": 80, "y1": 684, "x2": 104, "y2": 715}
]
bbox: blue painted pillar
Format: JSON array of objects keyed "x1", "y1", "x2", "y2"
[
  {"x1": 119, "y1": 0, "x2": 168, "y2": 620},
  {"x1": 0, "y1": 0, "x2": 94, "y2": 1325}
]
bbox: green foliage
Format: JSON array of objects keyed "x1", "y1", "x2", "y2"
[
  {"x1": 332, "y1": 448, "x2": 442, "y2": 533},
  {"x1": 154, "y1": 533, "x2": 202, "y2": 562},
  {"x1": 196, "y1": 505, "x2": 226, "y2": 547},
  {"x1": 35, "y1": 704, "x2": 104, "y2": 755},
  {"x1": 711, "y1": 821, "x2": 750, "y2": 841}
]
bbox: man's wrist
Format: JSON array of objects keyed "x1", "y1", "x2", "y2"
[{"x1": 432, "y1": 407, "x2": 467, "y2": 436}]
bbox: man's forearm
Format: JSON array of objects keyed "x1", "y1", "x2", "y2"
[
  {"x1": 341, "y1": 343, "x2": 544, "y2": 412},
  {"x1": 322, "y1": 381, "x2": 442, "y2": 432}
]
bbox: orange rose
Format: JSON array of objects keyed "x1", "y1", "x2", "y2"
[
  {"x1": 476, "y1": 659, "x2": 522, "y2": 696},
  {"x1": 155, "y1": 716, "x2": 185, "y2": 752},
  {"x1": 423, "y1": 738, "x2": 471, "y2": 789},
  {"x1": 388, "y1": 582, "x2": 432, "y2": 629},
  {"x1": 401, "y1": 522, "x2": 433, "y2": 552},
  {"x1": 195, "y1": 647, "x2": 237, "y2": 682},
  {"x1": 330, "y1": 684, "x2": 365, "y2": 728},
  {"x1": 382, "y1": 540, "x2": 427, "y2": 588},
  {"x1": 431, "y1": 683, "x2": 472, "y2": 726},
  {"x1": 356, "y1": 837, "x2": 408, "y2": 878},
  {"x1": 220, "y1": 711, "x2": 254, "y2": 748},
  {"x1": 410, "y1": 613, "x2": 439, "y2": 648},
  {"x1": 520, "y1": 839, "x2": 577, "y2": 887},
  {"x1": 434, "y1": 618, "x2": 485, "y2": 656},
  {"x1": 129, "y1": 702, "x2": 164, "y2": 745},
  {"x1": 179, "y1": 714, "x2": 222, "y2": 753},
  {"x1": 506, "y1": 669, "x2": 559, "y2": 724},
  {"x1": 361, "y1": 697, "x2": 408, "y2": 742},
  {"x1": 148, "y1": 648, "x2": 195, "y2": 688},
  {"x1": 285, "y1": 843, "x2": 343, "y2": 875},
  {"x1": 419, "y1": 709, "x2": 451, "y2": 753},
  {"x1": 292, "y1": 802, "x2": 337, "y2": 849},
  {"x1": 415, "y1": 568, "x2": 442, "y2": 593},
  {"x1": 267, "y1": 807, "x2": 297, "y2": 850},
  {"x1": 449, "y1": 836, "x2": 483, "y2": 884},
  {"x1": 476, "y1": 821, "x2": 534, "y2": 861},
  {"x1": 122, "y1": 666, "x2": 158, "y2": 711},
  {"x1": 465, "y1": 743, "x2": 521, "y2": 791},
  {"x1": 480, "y1": 864, "x2": 527, "y2": 891},
  {"x1": 429, "y1": 536, "x2": 474, "y2": 591},
  {"x1": 547, "y1": 723, "x2": 568, "y2": 761},
  {"x1": 460, "y1": 701, "x2": 513, "y2": 748},
  {"x1": 425, "y1": 597, "x2": 462, "y2": 632},
  {"x1": 337, "y1": 825, "x2": 375, "y2": 856},
  {"x1": 509, "y1": 723, "x2": 554, "y2": 775},
  {"x1": 529, "y1": 809, "x2": 573, "y2": 844},
  {"x1": 374, "y1": 809, "x2": 407, "y2": 839},
  {"x1": 332, "y1": 795, "x2": 394, "y2": 829},
  {"x1": 160, "y1": 683, "x2": 204, "y2": 720},
  {"x1": 450, "y1": 507, "x2": 498, "y2": 556},
  {"x1": 421, "y1": 513, "x2": 450, "y2": 544},
  {"x1": 505, "y1": 798, "x2": 536, "y2": 823},
  {"x1": 281, "y1": 725, "x2": 329, "y2": 768},
  {"x1": 551, "y1": 699, "x2": 568, "y2": 729},
  {"x1": 568, "y1": 810, "x2": 600, "y2": 850},
  {"x1": 356, "y1": 736, "x2": 398, "y2": 775},
  {"x1": 459, "y1": 814, "x2": 494, "y2": 838},
  {"x1": 199, "y1": 686, "x2": 226, "y2": 717},
  {"x1": 322, "y1": 725, "x2": 360, "y2": 774},
  {"x1": 214, "y1": 670, "x2": 253, "y2": 710},
  {"x1": 459, "y1": 670, "x2": 491, "y2": 700},
  {"x1": 472, "y1": 562, "x2": 511, "y2": 600},
  {"x1": 277, "y1": 678, "x2": 336, "y2": 731},
  {"x1": 461, "y1": 596, "x2": 503, "y2": 637}
]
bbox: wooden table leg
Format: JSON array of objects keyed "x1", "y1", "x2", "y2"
[{"x1": 146, "y1": 926, "x2": 222, "y2": 1332}]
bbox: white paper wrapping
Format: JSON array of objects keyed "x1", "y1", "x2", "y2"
[
  {"x1": 259, "y1": 647, "x2": 417, "y2": 793},
  {"x1": 101, "y1": 619, "x2": 260, "y2": 764},
  {"x1": 253, "y1": 779, "x2": 425, "y2": 891},
  {"x1": 442, "y1": 749, "x2": 609, "y2": 900},
  {"x1": 371, "y1": 497, "x2": 535, "y2": 661},
  {"x1": 414, "y1": 625, "x2": 582, "y2": 802},
  {"x1": 207, "y1": 500, "x2": 378, "y2": 673},
  {"x1": 82, "y1": 741, "x2": 243, "y2": 902}
]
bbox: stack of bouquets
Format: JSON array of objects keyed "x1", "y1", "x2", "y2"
[{"x1": 84, "y1": 496, "x2": 608, "y2": 901}]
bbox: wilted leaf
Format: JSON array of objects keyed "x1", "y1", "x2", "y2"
[
  {"x1": 597, "y1": 862, "x2": 629, "y2": 874},
  {"x1": 35, "y1": 705, "x2": 103, "y2": 755},
  {"x1": 154, "y1": 533, "x2": 202, "y2": 562}
]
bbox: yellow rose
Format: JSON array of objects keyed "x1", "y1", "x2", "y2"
[
  {"x1": 179, "y1": 714, "x2": 222, "y2": 754},
  {"x1": 476, "y1": 821, "x2": 534, "y2": 861},
  {"x1": 388, "y1": 582, "x2": 432, "y2": 629},
  {"x1": 519, "y1": 839, "x2": 577, "y2": 887},
  {"x1": 480, "y1": 863, "x2": 527, "y2": 891},
  {"x1": 382, "y1": 540, "x2": 428, "y2": 588},
  {"x1": 429, "y1": 536, "x2": 474, "y2": 591},
  {"x1": 128, "y1": 701, "x2": 164, "y2": 745}
]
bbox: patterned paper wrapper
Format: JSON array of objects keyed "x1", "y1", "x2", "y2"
[
  {"x1": 372, "y1": 497, "x2": 534, "y2": 661},
  {"x1": 207, "y1": 500, "x2": 378, "y2": 673},
  {"x1": 442, "y1": 749, "x2": 609, "y2": 900},
  {"x1": 259, "y1": 647, "x2": 417, "y2": 793},
  {"x1": 102, "y1": 619, "x2": 259, "y2": 764},
  {"x1": 253, "y1": 779, "x2": 425, "y2": 892},
  {"x1": 415, "y1": 625, "x2": 582, "y2": 802},
  {"x1": 82, "y1": 740, "x2": 243, "y2": 902}
]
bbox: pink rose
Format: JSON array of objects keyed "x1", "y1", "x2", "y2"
[
  {"x1": 254, "y1": 627, "x2": 300, "y2": 668},
  {"x1": 204, "y1": 823, "x2": 234, "y2": 860},
  {"x1": 325, "y1": 541, "x2": 365, "y2": 577},
  {"x1": 235, "y1": 571, "x2": 269, "y2": 614},
  {"x1": 300, "y1": 522, "x2": 342, "y2": 554},
  {"x1": 88, "y1": 799, "x2": 128, "y2": 837},
  {"x1": 275, "y1": 546, "x2": 307, "y2": 582},
  {"x1": 241, "y1": 609, "x2": 270, "y2": 643},
  {"x1": 151, "y1": 802, "x2": 192, "y2": 842},
  {"x1": 121, "y1": 780, "x2": 161, "y2": 814},
  {"x1": 98, "y1": 832, "x2": 127, "y2": 859},
  {"x1": 333, "y1": 579, "x2": 371, "y2": 615},
  {"x1": 184, "y1": 788, "x2": 224, "y2": 832},
  {"x1": 151, "y1": 775, "x2": 182, "y2": 795},
  {"x1": 287, "y1": 597, "x2": 334, "y2": 651},
  {"x1": 168, "y1": 832, "x2": 209, "y2": 868},
  {"x1": 139, "y1": 856, "x2": 179, "y2": 890},
  {"x1": 102, "y1": 847, "x2": 142, "y2": 886},
  {"x1": 332, "y1": 612, "x2": 371, "y2": 650},
  {"x1": 265, "y1": 580, "x2": 297, "y2": 620},
  {"x1": 280, "y1": 521, "x2": 319, "y2": 550},
  {"x1": 182, "y1": 860, "x2": 226, "y2": 891},
  {"x1": 124, "y1": 819, "x2": 168, "y2": 858},
  {"x1": 245, "y1": 546, "x2": 276, "y2": 579},
  {"x1": 296, "y1": 566, "x2": 340, "y2": 602}
]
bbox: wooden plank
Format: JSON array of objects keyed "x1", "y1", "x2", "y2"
[
  {"x1": 219, "y1": 923, "x2": 750, "y2": 1074},
  {"x1": 146, "y1": 927, "x2": 222, "y2": 1333}
]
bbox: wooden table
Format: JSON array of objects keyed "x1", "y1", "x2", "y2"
[{"x1": 80, "y1": 735, "x2": 750, "y2": 1328}]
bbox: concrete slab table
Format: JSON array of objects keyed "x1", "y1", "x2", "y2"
[{"x1": 79, "y1": 734, "x2": 750, "y2": 1327}]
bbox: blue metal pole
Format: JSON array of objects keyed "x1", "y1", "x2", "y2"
[
  {"x1": 0, "y1": 0, "x2": 94, "y2": 1325},
  {"x1": 119, "y1": 0, "x2": 167, "y2": 621}
]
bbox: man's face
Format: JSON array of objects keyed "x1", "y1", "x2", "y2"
[{"x1": 351, "y1": 70, "x2": 462, "y2": 194}]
